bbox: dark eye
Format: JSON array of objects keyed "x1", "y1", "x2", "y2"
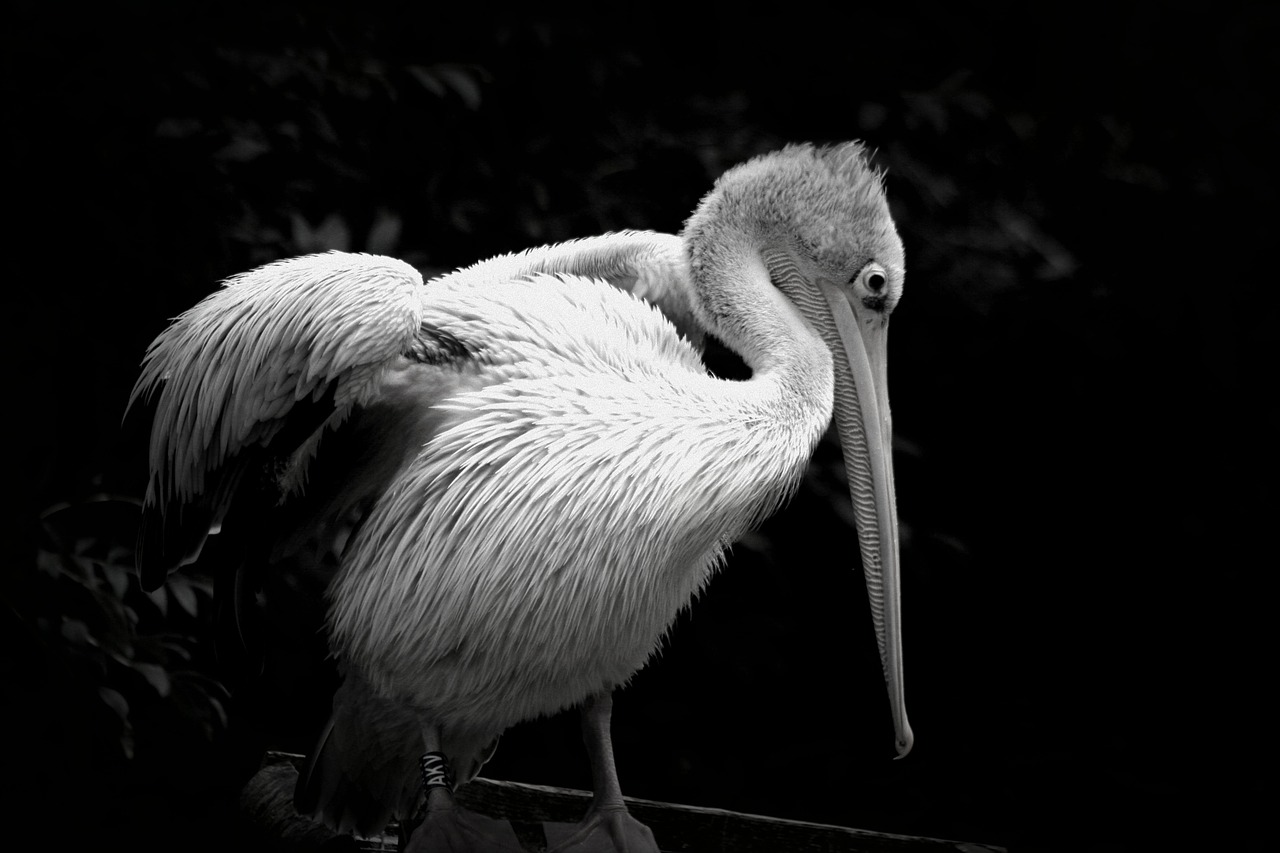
[
  {"x1": 851, "y1": 262, "x2": 888, "y2": 292},
  {"x1": 851, "y1": 262, "x2": 892, "y2": 311}
]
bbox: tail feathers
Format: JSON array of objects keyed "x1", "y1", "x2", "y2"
[
  {"x1": 294, "y1": 680, "x2": 424, "y2": 837},
  {"x1": 294, "y1": 676, "x2": 503, "y2": 838},
  {"x1": 295, "y1": 719, "x2": 413, "y2": 836}
]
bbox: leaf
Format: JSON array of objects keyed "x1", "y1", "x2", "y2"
[
  {"x1": 99, "y1": 686, "x2": 130, "y2": 722},
  {"x1": 101, "y1": 561, "x2": 130, "y2": 600},
  {"x1": 406, "y1": 63, "x2": 485, "y2": 110},
  {"x1": 99, "y1": 686, "x2": 134, "y2": 758},
  {"x1": 35, "y1": 548, "x2": 62, "y2": 578},
  {"x1": 60, "y1": 618, "x2": 93, "y2": 646},
  {"x1": 435, "y1": 64, "x2": 483, "y2": 111},
  {"x1": 292, "y1": 212, "x2": 351, "y2": 253},
  {"x1": 146, "y1": 585, "x2": 168, "y2": 618},
  {"x1": 131, "y1": 662, "x2": 172, "y2": 698},
  {"x1": 157, "y1": 638, "x2": 193, "y2": 662},
  {"x1": 171, "y1": 674, "x2": 231, "y2": 735},
  {"x1": 406, "y1": 64, "x2": 446, "y2": 98},
  {"x1": 169, "y1": 579, "x2": 199, "y2": 619},
  {"x1": 366, "y1": 208, "x2": 402, "y2": 255},
  {"x1": 314, "y1": 213, "x2": 350, "y2": 251},
  {"x1": 104, "y1": 543, "x2": 136, "y2": 570},
  {"x1": 215, "y1": 133, "x2": 271, "y2": 163}
]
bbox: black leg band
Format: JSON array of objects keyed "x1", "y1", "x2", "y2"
[{"x1": 419, "y1": 751, "x2": 455, "y2": 793}]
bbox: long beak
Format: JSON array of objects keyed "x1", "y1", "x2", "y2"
[{"x1": 814, "y1": 277, "x2": 913, "y2": 758}]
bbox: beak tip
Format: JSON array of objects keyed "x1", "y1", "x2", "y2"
[{"x1": 893, "y1": 723, "x2": 915, "y2": 759}]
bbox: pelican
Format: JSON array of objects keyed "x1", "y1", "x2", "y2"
[{"x1": 130, "y1": 141, "x2": 911, "y2": 852}]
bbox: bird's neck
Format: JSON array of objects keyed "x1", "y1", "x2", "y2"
[{"x1": 696, "y1": 246, "x2": 835, "y2": 443}]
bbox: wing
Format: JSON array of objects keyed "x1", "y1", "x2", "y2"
[
  {"x1": 131, "y1": 232, "x2": 700, "y2": 590},
  {"x1": 128, "y1": 251, "x2": 455, "y2": 591},
  {"x1": 130, "y1": 251, "x2": 492, "y2": 804},
  {"x1": 451, "y1": 229, "x2": 706, "y2": 350}
]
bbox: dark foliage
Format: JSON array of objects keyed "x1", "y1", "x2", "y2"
[{"x1": 7, "y1": 2, "x2": 1275, "y2": 852}]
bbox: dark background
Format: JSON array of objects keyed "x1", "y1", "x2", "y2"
[{"x1": 5, "y1": 2, "x2": 1275, "y2": 852}]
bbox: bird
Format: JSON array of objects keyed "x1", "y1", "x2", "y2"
[{"x1": 129, "y1": 140, "x2": 912, "y2": 853}]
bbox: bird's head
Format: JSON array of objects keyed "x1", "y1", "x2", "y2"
[
  {"x1": 684, "y1": 142, "x2": 904, "y2": 338},
  {"x1": 684, "y1": 141, "x2": 913, "y2": 757}
]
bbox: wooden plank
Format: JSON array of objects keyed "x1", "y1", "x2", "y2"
[{"x1": 256, "y1": 751, "x2": 1005, "y2": 853}]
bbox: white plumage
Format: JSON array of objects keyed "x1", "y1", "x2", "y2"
[{"x1": 131, "y1": 142, "x2": 911, "y2": 852}]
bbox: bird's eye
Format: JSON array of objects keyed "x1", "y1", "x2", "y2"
[
  {"x1": 851, "y1": 262, "x2": 891, "y2": 310},
  {"x1": 851, "y1": 262, "x2": 889, "y2": 292}
]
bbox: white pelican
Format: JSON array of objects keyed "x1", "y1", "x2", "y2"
[{"x1": 130, "y1": 141, "x2": 911, "y2": 852}]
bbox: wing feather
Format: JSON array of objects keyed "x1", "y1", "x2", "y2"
[
  {"x1": 448, "y1": 230, "x2": 706, "y2": 349},
  {"x1": 129, "y1": 251, "x2": 428, "y2": 587}
]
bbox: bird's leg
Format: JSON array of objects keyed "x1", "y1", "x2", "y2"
[
  {"x1": 545, "y1": 691, "x2": 659, "y2": 853},
  {"x1": 401, "y1": 723, "x2": 524, "y2": 853}
]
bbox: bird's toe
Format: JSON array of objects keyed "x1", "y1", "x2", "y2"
[{"x1": 544, "y1": 807, "x2": 659, "y2": 853}]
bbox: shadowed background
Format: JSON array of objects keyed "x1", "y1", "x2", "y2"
[{"x1": 6, "y1": 2, "x2": 1275, "y2": 852}]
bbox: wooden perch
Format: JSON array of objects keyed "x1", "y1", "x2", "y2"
[{"x1": 245, "y1": 752, "x2": 1005, "y2": 853}]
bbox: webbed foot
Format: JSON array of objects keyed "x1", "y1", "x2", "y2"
[{"x1": 544, "y1": 806, "x2": 658, "y2": 853}]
